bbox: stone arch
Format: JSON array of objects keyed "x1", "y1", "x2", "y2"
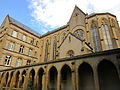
[
  {"x1": 2, "y1": 72, "x2": 9, "y2": 87},
  {"x1": 7, "y1": 71, "x2": 14, "y2": 87},
  {"x1": 37, "y1": 68, "x2": 44, "y2": 90},
  {"x1": 98, "y1": 60, "x2": 120, "y2": 90},
  {"x1": 49, "y1": 66, "x2": 58, "y2": 90},
  {"x1": 66, "y1": 50, "x2": 74, "y2": 57},
  {"x1": 0, "y1": 72, "x2": 4, "y2": 84},
  {"x1": 78, "y1": 62, "x2": 95, "y2": 90},
  {"x1": 90, "y1": 20, "x2": 98, "y2": 29},
  {"x1": 14, "y1": 71, "x2": 20, "y2": 88},
  {"x1": 19, "y1": 70, "x2": 26, "y2": 88},
  {"x1": 99, "y1": 17, "x2": 109, "y2": 26},
  {"x1": 90, "y1": 19, "x2": 102, "y2": 52},
  {"x1": 61, "y1": 64, "x2": 72, "y2": 90},
  {"x1": 27, "y1": 69, "x2": 35, "y2": 89}
]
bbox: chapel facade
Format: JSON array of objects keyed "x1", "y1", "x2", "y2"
[{"x1": 0, "y1": 6, "x2": 119, "y2": 90}]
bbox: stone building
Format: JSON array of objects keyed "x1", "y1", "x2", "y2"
[{"x1": 0, "y1": 6, "x2": 120, "y2": 90}]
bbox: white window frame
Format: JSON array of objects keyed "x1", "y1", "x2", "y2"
[
  {"x1": 28, "y1": 49, "x2": 32, "y2": 56},
  {"x1": 19, "y1": 45, "x2": 24, "y2": 53},
  {"x1": 16, "y1": 58, "x2": 22, "y2": 67},
  {"x1": 5, "y1": 56, "x2": 11, "y2": 66},
  {"x1": 8, "y1": 42, "x2": 14, "y2": 50},
  {"x1": 22, "y1": 34, "x2": 26, "y2": 41},
  {"x1": 12, "y1": 30, "x2": 17, "y2": 37}
]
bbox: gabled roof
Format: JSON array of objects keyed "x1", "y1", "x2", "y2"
[
  {"x1": 8, "y1": 15, "x2": 41, "y2": 37},
  {"x1": 58, "y1": 32, "x2": 84, "y2": 48},
  {"x1": 58, "y1": 32, "x2": 93, "y2": 51},
  {"x1": 67, "y1": 5, "x2": 86, "y2": 24}
]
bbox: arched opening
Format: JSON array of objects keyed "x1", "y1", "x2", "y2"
[
  {"x1": 49, "y1": 66, "x2": 58, "y2": 90},
  {"x1": 38, "y1": 68, "x2": 44, "y2": 90},
  {"x1": 4, "y1": 72, "x2": 9, "y2": 87},
  {"x1": 61, "y1": 65, "x2": 72, "y2": 90},
  {"x1": 67, "y1": 50, "x2": 74, "y2": 57},
  {"x1": 19, "y1": 70, "x2": 26, "y2": 88},
  {"x1": 78, "y1": 63, "x2": 95, "y2": 90},
  {"x1": 27, "y1": 69, "x2": 35, "y2": 89},
  {"x1": 0, "y1": 73, "x2": 4, "y2": 84},
  {"x1": 8, "y1": 71, "x2": 14, "y2": 87},
  {"x1": 98, "y1": 60, "x2": 120, "y2": 90},
  {"x1": 15, "y1": 71, "x2": 20, "y2": 88}
]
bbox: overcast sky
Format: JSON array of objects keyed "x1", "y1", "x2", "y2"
[{"x1": 0, "y1": 0, "x2": 120, "y2": 34}]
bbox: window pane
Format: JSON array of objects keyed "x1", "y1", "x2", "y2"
[
  {"x1": 12, "y1": 30, "x2": 17, "y2": 37},
  {"x1": 16, "y1": 58, "x2": 22, "y2": 67},
  {"x1": 28, "y1": 49, "x2": 32, "y2": 56},
  {"x1": 5, "y1": 56, "x2": 11, "y2": 66},
  {"x1": 22, "y1": 34, "x2": 26, "y2": 41},
  {"x1": 8, "y1": 42, "x2": 14, "y2": 50}
]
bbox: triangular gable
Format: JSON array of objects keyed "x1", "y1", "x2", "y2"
[
  {"x1": 0, "y1": 15, "x2": 10, "y2": 28},
  {"x1": 58, "y1": 32, "x2": 83, "y2": 48},
  {"x1": 67, "y1": 5, "x2": 86, "y2": 30},
  {"x1": 68, "y1": 5, "x2": 86, "y2": 23}
]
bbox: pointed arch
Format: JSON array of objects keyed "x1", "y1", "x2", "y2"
[
  {"x1": 49, "y1": 66, "x2": 58, "y2": 90},
  {"x1": 19, "y1": 70, "x2": 26, "y2": 88},
  {"x1": 78, "y1": 62, "x2": 95, "y2": 90},
  {"x1": 91, "y1": 20, "x2": 101, "y2": 52},
  {"x1": 101, "y1": 18, "x2": 113, "y2": 50},
  {"x1": 53, "y1": 36, "x2": 57, "y2": 60},
  {"x1": 27, "y1": 69, "x2": 35, "y2": 89},
  {"x1": 37, "y1": 68, "x2": 44, "y2": 90},
  {"x1": 61, "y1": 64, "x2": 72, "y2": 90},
  {"x1": 7, "y1": 71, "x2": 14, "y2": 87},
  {"x1": 98, "y1": 60, "x2": 120, "y2": 90},
  {"x1": 44, "y1": 39, "x2": 50, "y2": 62},
  {"x1": 15, "y1": 71, "x2": 20, "y2": 88},
  {"x1": 4, "y1": 72, "x2": 9, "y2": 87}
]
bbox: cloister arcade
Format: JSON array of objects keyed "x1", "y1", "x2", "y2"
[{"x1": 0, "y1": 49, "x2": 120, "y2": 90}]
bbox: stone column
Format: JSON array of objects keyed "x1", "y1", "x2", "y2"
[
  {"x1": 71, "y1": 62, "x2": 76, "y2": 90},
  {"x1": 42, "y1": 72, "x2": 46, "y2": 90},
  {"x1": 76, "y1": 69, "x2": 79, "y2": 90},
  {"x1": 34, "y1": 74, "x2": 38, "y2": 89},
  {"x1": 57, "y1": 71, "x2": 61, "y2": 90},
  {"x1": 93, "y1": 65, "x2": 100, "y2": 90},
  {"x1": 23, "y1": 71, "x2": 29, "y2": 89}
]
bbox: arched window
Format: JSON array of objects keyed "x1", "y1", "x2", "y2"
[
  {"x1": 73, "y1": 29, "x2": 84, "y2": 40},
  {"x1": 53, "y1": 37, "x2": 57, "y2": 60},
  {"x1": 92, "y1": 23, "x2": 101, "y2": 52},
  {"x1": 67, "y1": 50, "x2": 74, "y2": 57},
  {"x1": 61, "y1": 33, "x2": 66, "y2": 42},
  {"x1": 102, "y1": 21, "x2": 113, "y2": 50},
  {"x1": 45, "y1": 40, "x2": 49, "y2": 61}
]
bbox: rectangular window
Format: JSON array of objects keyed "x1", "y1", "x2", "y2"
[
  {"x1": 26, "y1": 60, "x2": 31, "y2": 65},
  {"x1": 12, "y1": 30, "x2": 17, "y2": 37},
  {"x1": 16, "y1": 58, "x2": 22, "y2": 67},
  {"x1": 34, "y1": 51, "x2": 37, "y2": 57},
  {"x1": 19, "y1": 45, "x2": 24, "y2": 53},
  {"x1": 22, "y1": 34, "x2": 26, "y2": 41},
  {"x1": 8, "y1": 42, "x2": 14, "y2": 50},
  {"x1": 28, "y1": 49, "x2": 32, "y2": 56},
  {"x1": 30, "y1": 38, "x2": 34, "y2": 45},
  {"x1": 5, "y1": 56, "x2": 11, "y2": 66}
]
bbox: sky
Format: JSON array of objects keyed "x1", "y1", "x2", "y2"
[{"x1": 0, "y1": 0, "x2": 120, "y2": 34}]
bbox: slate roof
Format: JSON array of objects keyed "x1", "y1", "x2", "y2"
[{"x1": 9, "y1": 16, "x2": 41, "y2": 37}]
